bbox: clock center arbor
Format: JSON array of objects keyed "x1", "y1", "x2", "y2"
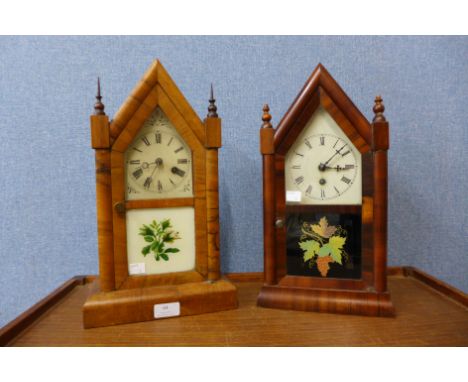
[
  {"x1": 83, "y1": 60, "x2": 237, "y2": 328},
  {"x1": 257, "y1": 64, "x2": 394, "y2": 317}
]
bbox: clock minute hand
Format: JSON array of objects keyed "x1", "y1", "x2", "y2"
[
  {"x1": 324, "y1": 145, "x2": 346, "y2": 166},
  {"x1": 319, "y1": 145, "x2": 346, "y2": 171}
]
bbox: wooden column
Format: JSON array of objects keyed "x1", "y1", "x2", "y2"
[
  {"x1": 260, "y1": 105, "x2": 276, "y2": 285},
  {"x1": 90, "y1": 78, "x2": 115, "y2": 292},
  {"x1": 371, "y1": 96, "x2": 389, "y2": 293},
  {"x1": 204, "y1": 85, "x2": 222, "y2": 282}
]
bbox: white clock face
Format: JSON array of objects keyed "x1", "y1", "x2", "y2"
[
  {"x1": 125, "y1": 108, "x2": 193, "y2": 200},
  {"x1": 285, "y1": 107, "x2": 362, "y2": 205}
]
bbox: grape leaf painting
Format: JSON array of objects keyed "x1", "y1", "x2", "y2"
[
  {"x1": 311, "y1": 216, "x2": 337, "y2": 238},
  {"x1": 139, "y1": 219, "x2": 181, "y2": 262},
  {"x1": 299, "y1": 216, "x2": 349, "y2": 277}
]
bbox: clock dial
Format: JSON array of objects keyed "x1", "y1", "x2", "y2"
[
  {"x1": 285, "y1": 107, "x2": 362, "y2": 205},
  {"x1": 125, "y1": 108, "x2": 193, "y2": 200},
  {"x1": 288, "y1": 134, "x2": 358, "y2": 201}
]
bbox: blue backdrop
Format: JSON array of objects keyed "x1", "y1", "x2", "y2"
[{"x1": 0, "y1": 36, "x2": 467, "y2": 327}]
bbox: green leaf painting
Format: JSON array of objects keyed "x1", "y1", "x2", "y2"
[
  {"x1": 328, "y1": 236, "x2": 346, "y2": 264},
  {"x1": 138, "y1": 219, "x2": 181, "y2": 262},
  {"x1": 299, "y1": 240, "x2": 320, "y2": 262},
  {"x1": 299, "y1": 216, "x2": 349, "y2": 277}
]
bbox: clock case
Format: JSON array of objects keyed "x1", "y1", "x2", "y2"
[
  {"x1": 257, "y1": 64, "x2": 394, "y2": 317},
  {"x1": 83, "y1": 60, "x2": 237, "y2": 328}
]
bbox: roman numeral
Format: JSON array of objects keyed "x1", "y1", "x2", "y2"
[
  {"x1": 304, "y1": 139, "x2": 312, "y2": 149},
  {"x1": 132, "y1": 169, "x2": 143, "y2": 179},
  {"x1": 177, "y1": 158, "x2": 188, "y2": 164},
  {"x1": 320, "y1": 189, "x2": 325, "y2": 199},
  {"x1": 167, "y1": 137, "x2": 173, "y2": 146},
  {"x1": 344, "y1": 164, "x2": 355, "y2": 170},
  {"x1": 292, "y1": 165, "x2": 301, "y2": 170},
  {"x1": 305, "y1": 185, "x2": 312, "y2": 195},
  {"x1": 132, "y1": 147, "x2": 142, "y2": 153},
  {"x1": 157, "y1": 180, "x2": 163, "y2": 192},
  {"x1": 334, "y1": 186, "x2": 340, "y2": 195},
  {"x1": 155, "y1": 132, "x2": 162, "y2": 144},
  {"x1": 143, "y1": 177, "x2": 152, "y2": 189},
  {"x1": 141, "y1": 136, "x2": 150, "y2": 146},
  {"x1": 171, "y1": 167, "x2": 186, "y2": 177},
  {"x1": 295, "y1": 151, "x2": 304, "y2": 157},
  {"x1": 174, "y1": 146, "x2": 184, "y2": 153},
  {"x1": 295, "y1": 176, "x2": 304, "y2": 185},
  {"x1": 341, "y1": 176, "x2": 351, "y2": 184},
  {"x1": 320, "y1": 136, "x2": 325, "y2": 145},
  {"x1": 129, "y1": 160, "x2": 140, "y2": 165},
  {"x1": 341, "y1": 150, "x2": 350, "y2": 157}
]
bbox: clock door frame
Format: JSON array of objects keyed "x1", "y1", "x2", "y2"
[
  {"x1": 275, "y1": 88, "x2": 372, "y2": 290},
  {"x1": 258, "y1": 64, "x2": 394, "y2": 316},
  {"x1": 110, "y1": 85, "x2": 208, "y2": 290}
]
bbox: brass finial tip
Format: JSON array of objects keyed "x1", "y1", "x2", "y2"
[
  {"x1": 94, "y1": 77, "x2": 105, "y2": 116},
  {"x1": 373, "y1": 95, "x2": 386, "y2": 123},
  {"x1": 207, "y1": 83, "x2": 218, "y2": 118},
  {"x1": 262, "y1": 104, "x2": 272, "y2": 128}
]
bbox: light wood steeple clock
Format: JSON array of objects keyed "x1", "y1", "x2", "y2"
[
  {"x1": 83, "y1": 60, "x2": 237, "y2": 328},
  {"x1": 257, "y1": 64, "x2": 394, "y2": 317}
]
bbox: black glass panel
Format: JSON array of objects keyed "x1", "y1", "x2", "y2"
[{"x1": 286, "y1": 211, "x2": 361, "y2": 279}]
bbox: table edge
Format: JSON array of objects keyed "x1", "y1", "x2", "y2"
[{"x1": 1, "y1": 267, "x2": 466, "y2": 346}]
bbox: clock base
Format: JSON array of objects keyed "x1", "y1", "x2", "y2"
[
  {"x1": 83, "y1": 278, "x2": 237, "y2": 328},
  {"x1": 257, "y1": 285, "x2": 394, "y2": 317}
]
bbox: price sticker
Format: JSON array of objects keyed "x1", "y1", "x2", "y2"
[
  {"x1": 286, "y1": 190, "x2": 302, "y2": 202},
  {"x1": 128, "y1": 262, "x2": 146, "y2": 275},
  {"x1": 154, "y1": 302, "x2": 181, "y2": 319}
]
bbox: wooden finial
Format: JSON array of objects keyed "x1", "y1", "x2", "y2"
[
  {"x1": 94, "y1": 77, "x2": 105, "y2": 116},
  {"x1": 207, "y1": 83, "x2": 218, "y2": 118},
  {"x1": 373, "y1": 95, "x2": 386, "y2": 123},
  {"x1": 262, "y1": 104, "x2": 272, "y2": 128}
]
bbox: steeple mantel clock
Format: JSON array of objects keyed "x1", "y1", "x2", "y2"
[
  {"x1": 257, "y1": 64, "x2": 394, "y2": 317},
  {"x1": 83, "y1": 60, "x2": 237, "y2": 328}
]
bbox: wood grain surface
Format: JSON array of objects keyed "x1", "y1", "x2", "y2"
[
  {"x1": 4, "y1": 273, "x2": 467, "y2": 346},
  {"x1": 83, "y1": 278, "x2": 237, "y2": 328}
]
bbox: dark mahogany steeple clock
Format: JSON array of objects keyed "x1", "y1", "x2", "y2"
[
  {"x1": 257, "y1": 64, "x2": 394, "y2": 317},
  {"x1": 83, "y1": 60, "x2": 237, "y2": 328}
]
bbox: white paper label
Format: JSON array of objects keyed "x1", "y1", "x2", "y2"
[
  {"x1": 129, "y1": 262, "x2": 146, "y2": 275},
  {"x1": 286, "y1": 190, "x2": 302, "y2": 202},
  {"x1": 154, "y1": 302, "x2": 180, "y2": 319}
]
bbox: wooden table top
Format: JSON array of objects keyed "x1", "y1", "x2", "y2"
[{"x1": 4, "y1": 271, "x2": 468, "y2": 346}]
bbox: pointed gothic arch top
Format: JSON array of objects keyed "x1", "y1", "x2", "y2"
[
  {"x1": 109, "y1": 60, "x2": 205, "y2": 146},
  {"x1": 274, "y1": 64, "x2": 372, "y2": 155}
]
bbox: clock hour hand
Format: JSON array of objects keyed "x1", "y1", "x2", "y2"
[{"x1": 324, "y1": 164, "x2": 355, "y2": 171}]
